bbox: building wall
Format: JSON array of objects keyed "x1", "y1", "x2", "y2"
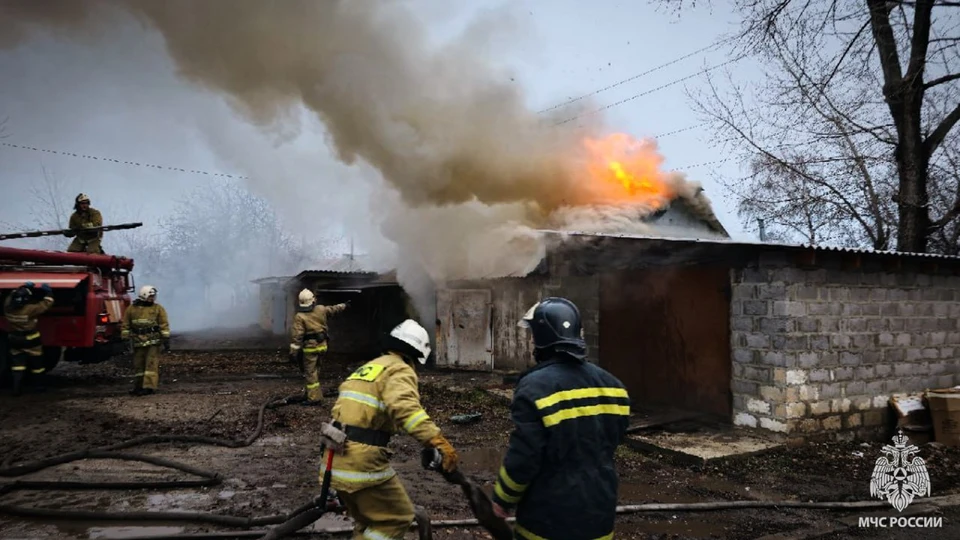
[{"x1": 730, "y1": 252, "x2": 960, "y2": 437}]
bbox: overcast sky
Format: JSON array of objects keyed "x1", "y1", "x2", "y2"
[{"x1": 0, "y1": 1, "x2": 756, "y2": 252}]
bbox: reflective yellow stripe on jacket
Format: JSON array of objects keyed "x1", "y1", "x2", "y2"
[
  {"x1": 494, "y1": 465, "x2": 528, "y2": 504},
  {"x1": 535, "y1": 387, "x2": 630, "y2": 427}
]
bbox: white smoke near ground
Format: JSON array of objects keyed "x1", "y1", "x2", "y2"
[{"x1": 0, "y1": 0, "x2": 725, "y2": 329}]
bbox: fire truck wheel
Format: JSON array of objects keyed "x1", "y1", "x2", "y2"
[{"x1": 42, "y1": 346, "x2": 62, "y2": 372}]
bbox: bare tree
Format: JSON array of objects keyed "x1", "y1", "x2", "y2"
[
  {"x1": 29, "y1": 165, "x2": 71, "y2": 231},
  {"x1": 149, "y1": 179, "x2": 333, "y2": 328},
  {"x1": 659, "y1": 0, "x2": 960, "y2": 253}
]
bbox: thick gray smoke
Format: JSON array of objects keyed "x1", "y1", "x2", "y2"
[{"x1": 1, "y1": 0, "x2": 722, "y2": 328}]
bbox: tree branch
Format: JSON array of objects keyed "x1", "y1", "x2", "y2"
[
  {"x1": 821, "y1": 19, "x2": 872, "y2": 89},
  {"x1": 867, "y1": 0, "x2": 907, "y2": 118},
  {"x1": 923, "y1": 71, "x2": 960, "y2": 88},
  {"x1": 905, "y1": 0, "x2": 936, "y2": 83},
  {"x1": 924, "y1": 100, "x2": 960, "y2": 156}
]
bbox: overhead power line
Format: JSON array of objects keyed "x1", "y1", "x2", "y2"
[
  {"x1": 0, "y1": 142, "x2": 249, "y2": 180},
  {"x1": 554, "y1": 55, "x2": 747, "y2": 126},
  {"x1": 669, "y1": 156, "x2": 738, "y2": 172},
  {"x1": 537, "y1": 36, "x2": 737, "y2": 114}
]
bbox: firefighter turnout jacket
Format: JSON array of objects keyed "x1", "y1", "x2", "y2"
[
  {"x1": 325, "y1": 352, "x2": 442, "y2": 493},
  {"x1": 290, "y1": 303, "x2": 346, "y2": 354},
  {"x1": 67, "y1": 208, "x2": 103, "y2": 253},
  {"x1": 3, "y1": 294, "x2": 55, "y2": 356},
  {"x1": 492, "y1": 356, "x2": 630, "y2": 540},
  {"x1": 121, "y1": 301, "x2": 170, "y2": 348}
]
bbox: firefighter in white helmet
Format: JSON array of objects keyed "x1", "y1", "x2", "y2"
[
  {"x1": 318, "y1": 319, "x2": 459, "y2": 539},
  {"x1": 289, "y1": 288, "x2": 348, "y2": 405},
  {"x1": 65, "y1": 193, "x2": 105, "y2": 253},
  {"x1": 121, "y1": 285, "x2": 170, "y2": 395}
]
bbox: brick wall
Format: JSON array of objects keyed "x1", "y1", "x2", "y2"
[{"x1": 730, "y1": 253, "x2": 960, "y2": 437}]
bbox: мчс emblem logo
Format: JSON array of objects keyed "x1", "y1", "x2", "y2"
[{"x1": 869, "y1": 430, "x2": 931, "y2": 512}]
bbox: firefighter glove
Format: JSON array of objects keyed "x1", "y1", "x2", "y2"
[
  {"x1": 319, "y1": 422, "x2": 347, "y2": 454},
  {"x1": 426, "y1": 434, "x2": 458, "y2": 473},
  {"x1": 162, "y1": 339, "x2": 171, "y2": 353}
]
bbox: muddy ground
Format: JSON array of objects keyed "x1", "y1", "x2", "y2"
[{"x1": 1, "y1": 343, "x2": 959, "y2": 539}]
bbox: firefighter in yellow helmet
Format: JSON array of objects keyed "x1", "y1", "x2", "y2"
[
  {"x1": 318, "y1": 319, "x2": 459, "y2": 540},
  {"x1": 121, "y1": 285, "x2": 170, "y2": 396},
  {"x1": 3, "y1": 282, "x2": 54, "y2": 396},
  {"x1": 65, "y1": 193, "x2": 105, "y2": 254},
  {"x1": 289, "y1": 288, "x2": 348, "y2": 405}
]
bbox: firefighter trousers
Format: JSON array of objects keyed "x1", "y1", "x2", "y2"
[
  {"x1": 303, "y1": 345, "x2": 327, "y2": 402},
  {"x1": 9, "y1": 347, "x2": 45, "y2": 376},
  {"x1": 338, "y1": 475, "x2": 415, "y2": 540},
  {"x1": 133, "y1": 346, "x2": 160, "y2": 390}
]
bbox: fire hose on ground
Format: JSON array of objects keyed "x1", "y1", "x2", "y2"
[{"x1": 1, "y1": 394, "x2": 955, "y2": 539}]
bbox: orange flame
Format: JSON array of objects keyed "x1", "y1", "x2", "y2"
[{"x1": 581, "y1": 133, "x2": 675, "y2": 205}]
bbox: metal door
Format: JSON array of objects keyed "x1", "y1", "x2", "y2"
[{"x1": 436, "y1": 289, "x2": 493, "y2": 370}]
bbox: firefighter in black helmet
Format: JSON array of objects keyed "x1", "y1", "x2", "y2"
[
  {"x1": 3, "y1": 282, "x2": 55, "y2": 396},
  {"x1": 491, "y1": 297, "x2": 630, "y2": 540}
]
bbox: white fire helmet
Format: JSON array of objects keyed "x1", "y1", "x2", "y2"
[
  {"x1": 298, "y1": 288, "x2": 316, "y2": 308},
  {"x1": 138, "y1": 285, "x2": 157, "y2": 302},
  {"x1": 76, "y1": 193, "x2": 91, "y2": 204},
  {"x1": 389, "y1": 319, "x2": 431, "y2": 364}
]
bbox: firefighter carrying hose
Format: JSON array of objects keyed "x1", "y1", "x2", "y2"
[
  {"x1": 492, "y1": 297, "x2": 630, "y2": 540},
  {"x1": 289, "y1": 288, "x2": 348, "y2": 405},
  {"x1": 65, "y1": 193, "x2": 105, "y2": 254},
  {"x1": 121, "y1": 285, "x2": 170, "y2": 396},
  {"x1": 3, "y1": 282, "x2": 54, "y2": 396},
  {"x1": 317, "y1": 319, "x2": 459, "y2": 540}
]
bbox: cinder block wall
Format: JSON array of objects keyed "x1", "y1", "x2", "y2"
[{"x1": 730, "y1": 252, "x2": 960, "y2": 438}]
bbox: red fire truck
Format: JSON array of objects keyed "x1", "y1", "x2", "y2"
[{"x1": 0, "y1": 246, "x2": 136, "y2": 374}]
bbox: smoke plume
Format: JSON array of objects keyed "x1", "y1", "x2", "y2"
[{"x1": 1, "y1": 0, "x2": 722, "y2": 326}]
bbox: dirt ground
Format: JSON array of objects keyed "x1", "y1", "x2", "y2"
[{"x1": 1, "y1": 342, "x2": 959, "y2": 539}]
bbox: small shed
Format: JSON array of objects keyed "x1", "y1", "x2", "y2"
[
  {"x1": 434, "y1": 190, "x2": 728, "y2": 373},
  {"x1": 253, "y1": 256, "x2": 411, "y2": 359}
]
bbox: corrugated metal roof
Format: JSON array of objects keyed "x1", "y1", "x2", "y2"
[
  {"x1": 250, "y1": 275, "x2": 295, "y2": 284},
  {"x1": 539, "y1": 229, "x2": 960, "y2": 261},
  {"x1": 302, "y1": 255, "x2": 379, "y2": 274}
]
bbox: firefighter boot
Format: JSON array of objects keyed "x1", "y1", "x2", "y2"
[
  {"x1": 11, "y1": 372, "x2": 24, "y2": 397},
  {"x1": 30, "y1": 372, "x2": 48, "y2": 393}
]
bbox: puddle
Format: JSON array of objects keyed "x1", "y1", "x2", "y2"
[
  {"x1": 618, "y1": 479, "x2": 703, "y2": 504},
  {"x1": 629, "y1": 429, "x2": 782, "y2": 462},
  {"x1": 254, "y1": 435, "x2": 289, "y2": 447},
  {"x1": 307, "y1": 513, "x2": 353, "y2": 532},
  {"x1": 621, "y1": 517, "x2": 730, "y2": 537},
  {"x1": 144, "y1": 492, "x2": 210, "y2": 511},
  {"x1": 457, "y1": 447, "x2": 504, "y2": 474},
  {"x1": 88, "y1": 526, "x2": 185, "y2": 539}
]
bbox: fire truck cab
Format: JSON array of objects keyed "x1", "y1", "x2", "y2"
[{"x1": 0, "y1": 246, "x2": 134, "y2": 373}]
